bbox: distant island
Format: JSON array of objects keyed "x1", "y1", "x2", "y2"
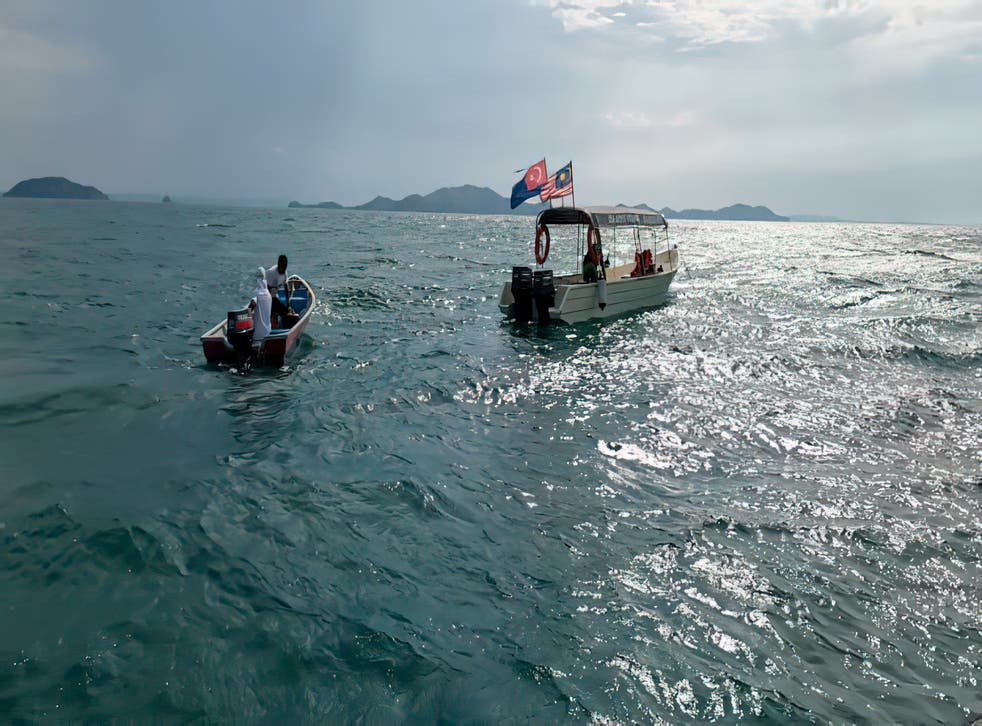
[
  {"x1": 3, "y1": 176, "x2": 109, "y2": 200},
  {"x1": 290, "y1": 185, "x2": 548, "y2": 215},
  {"x1": 659, "y1": 203, "x2": 789, "y2": 222},
  {"x1": 0, "y1": 178, "x2": 796, "y2": 219},
  {"x1": 288, "y1": 200, "x2": 343, "y2": 209},
  {"x1": 288, "y1": 186, "x2": 789, "y2": 221}
]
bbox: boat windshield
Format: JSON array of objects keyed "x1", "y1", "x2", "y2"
[
  {"x1": 540, "y1": 222, "x2": 669, "y2": 275},
  {"x1": 599, "y1": 223, "x2": 666, "y2": 268}
]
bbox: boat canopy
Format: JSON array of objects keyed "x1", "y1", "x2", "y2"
[
  {"x1": 537, "y1": 206, "x2": 667, "y2": 229},
  {"x1": 536, "y1": 207, "x2": 594, "y2": 227}
]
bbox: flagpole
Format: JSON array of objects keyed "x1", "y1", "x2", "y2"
[
  {"x1": 570, "y1": 161, "x2": 575, "y2": 209},
  {"x1": 537, "y1": 157, "x2": 548, "y2": 210}
]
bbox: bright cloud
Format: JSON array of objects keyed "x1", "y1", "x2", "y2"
[
  {"x1": 539, "y1": 0, "x2": 982, "y2": 62},
  {"x1": 533, "y1": 0, "x2": 622, "y2": 30},
  {"x1": 605, "y1": 110, "x2": 696, "y2": 129},
  {"x1": 606, "y1": 111, "x2": 653, "y2": 128}
]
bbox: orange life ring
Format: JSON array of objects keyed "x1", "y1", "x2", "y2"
[{"x1": 535, "y1": 225, "x2": 550, "y2": 265}]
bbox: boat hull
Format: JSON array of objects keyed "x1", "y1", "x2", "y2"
[
  {"x1": 201, "y1": 275, "x2": 315, "y2": 367},
  {"x1": 500, "y1": 250, "x2": 678, "y2": 324}
]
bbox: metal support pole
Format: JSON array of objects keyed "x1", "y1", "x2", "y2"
[{"x1": 570, "y1": 161, "x2": 575, "y2": 209}]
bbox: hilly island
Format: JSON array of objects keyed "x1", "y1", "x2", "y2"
[
  {"x1": 3, "y1": 177, "x2": 109, "y2": 200},
  {"x1": 289, "y1": 185, "x2": 790, "y2": 221},
  {"x1": 1, "y1": 176, "x2": 792, "y2": 220}
]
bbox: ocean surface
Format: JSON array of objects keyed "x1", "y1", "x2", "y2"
[{"x1": 1, "y1": 198, "x2": 979, "y2": 723}]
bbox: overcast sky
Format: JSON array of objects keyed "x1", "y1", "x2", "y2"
[{"x1": 2, "y1": 0, "x2": 980, "y2": 222}]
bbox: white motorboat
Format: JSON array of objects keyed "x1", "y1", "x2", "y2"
[{"x1": 499, "y1": 206, "x2": 679, "y2": 324}]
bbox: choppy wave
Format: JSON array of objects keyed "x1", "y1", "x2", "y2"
[{"x1": 0, "y1": 203, "x2": 979, "y2": 721}]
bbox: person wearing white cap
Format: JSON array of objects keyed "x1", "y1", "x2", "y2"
[{"x1": 248, "y1": 266, "x2": 272, "y2": 349}]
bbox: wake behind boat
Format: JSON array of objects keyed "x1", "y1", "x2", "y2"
[
  {"x1": 201, "y1": 274, "x2": 315, "y2": 367},
  {"x1": 499, "y1": 206, "x2": 680, "y2": 324}
]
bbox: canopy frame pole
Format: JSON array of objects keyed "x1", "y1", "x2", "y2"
[{"x1": 578, "y1": 224, "x2": 584, "y2": 275}]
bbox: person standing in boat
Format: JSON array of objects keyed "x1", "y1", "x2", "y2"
[
  {"x1": 265, "y1": 254, "x2": 292, "y2": 326},
  {"x1": 582, "y1": 252, "x2": 599, "y2": 283},
  {"x1": 249, "y1": 267, "x2": 272, "y2": 350}
]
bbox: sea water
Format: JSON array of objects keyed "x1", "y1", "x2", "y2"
[{"x1": 0, "y1": 199, "x2": 979, "y2": 721}]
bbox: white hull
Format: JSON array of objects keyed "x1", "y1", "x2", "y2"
[{"x1": 499, "y1": 250, "x2": 679, "y2": 324}]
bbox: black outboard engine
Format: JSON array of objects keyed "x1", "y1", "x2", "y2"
[
  {"x1": 511, "y1": 266, "x2": 533, "y2": 322},
  {"x1": 532, "y1": 269, "x2": 555, "y2": 323},
  {"x1": 227, "y1": 308, "x2": 254, "y2": 364}
]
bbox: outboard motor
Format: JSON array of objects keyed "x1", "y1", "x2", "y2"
[
  {"x1": 511, "y1": 266, "x2": 533, "y2": 322},
  {"x1": 226, "y1": 308, "x2": 254, "y2": 363},
  {"x1": 532, "y1": 269, "x2": 555, "y2": 323}
]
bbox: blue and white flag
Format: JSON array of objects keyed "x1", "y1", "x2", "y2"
[{"x1": 510, "y1": 159, "x2": 547, "y2": 209}]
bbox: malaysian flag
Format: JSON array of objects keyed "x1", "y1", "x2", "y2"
[{"x1": 540, "y1": 162, "x2": 573, "y2": 201}]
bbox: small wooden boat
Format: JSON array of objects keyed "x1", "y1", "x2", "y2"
[{"x1": 201, "y1": 274, "x2": 315, "y2": 367}]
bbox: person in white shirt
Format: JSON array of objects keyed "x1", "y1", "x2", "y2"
[
  {"x1": 265, "y1": 254, "x2": 292, "y2": 326},
  {"x1": 248, "y1": 267, "x2": 272, "y2": 349}
]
